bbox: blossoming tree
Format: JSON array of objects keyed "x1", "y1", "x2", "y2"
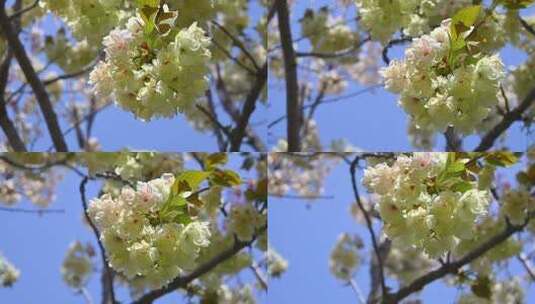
[
  {"x1": 0, "y1": 0, "x2": 268, "y2": 152},
  {"x1": 269, "y1": 0, "x2": 535, "y2": 152},
  {"x1": 0, "y1": 152, "x2": 271, "y2": 303},
  {"x1": 269, "y1": 151, "x2": 535, "y2": 303}
]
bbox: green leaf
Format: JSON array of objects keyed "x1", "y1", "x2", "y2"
[
  {"x1": 471, "y1": 276, "x2": 492, "y2": 299},
  {"x1": 451, "y1": 36, "x2": 466, "y2": 51},
  {"x1": 517, "y1": 172, "x2": 531, "y2": 186},
  {"x1": 484, "y1": 152, "x2": 519, "y2": 167},
  {"x1": 140, "y1": 6, "x2": 159, "y2": 34},
  {"x1": 452, "y1": 5, "x2": 482, "y2": 29},
  {"x1": 205, "y1": 153, "x2": 229, "y2": 170},
  {"x1": 135, "y1": 0, "x2": 160, "y2": 8},
  {"x1": 245, "y1": 178, "x2": 268, "y2": 202},
  {"x1": 447, "y1": 161, "x2": 465, "y2": 173},
  {"x1": 210, "y1": 169, "x2": 242, "y2": 187},
  {"x1": 175, "y1": 170, "x2": 210, "y2": 192},
  {"x1": 159, "y1": 196, "x2": 189, "y2": 223},
  {"x1": 451, "y1": 181, "x2": 473, "y2": 193}
]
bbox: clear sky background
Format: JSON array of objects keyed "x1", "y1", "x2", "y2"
[
  {"x1": 269, "y1": 155, "x2": 535, "y2": 303},
  {"x1": 268, "y1": 0, "x2": 535, "y2": 152},
  {"x1": 0, "y1": 155, "x2": 268, "y2": 303}
]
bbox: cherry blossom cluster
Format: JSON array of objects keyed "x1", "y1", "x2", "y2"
[
  {"x1": 61, "y1": 241, "x2": 95, "y2": 289},
  {"x1": 457, "y1": 277, "x2": 524, "y2": 303},
  {"x1": 0, "y1": 253, "x2": 19, "y2": 287},
  {"x1": 227, "y1": 203, "x2": 265, "y2": 242},
  {"x1": 40, "y1": 0, "x2": 124, "y2": 45},
  {"x1": 267, "y1": 248, "x2": 288, "y2": 278},
  {"x1": 0, "y1": 156, "x2": 61, "y2": 208},
  {"x1": 301, "y1": 8, "x2": 357, "y2": 54},
  {"x1": 355, "y1": 0, "x2": 472, "y2": 43},
  {"x1": 87, "y1": 173, "x2": 212, "y2": 290},
  {"x1": 363, "y1": 153, "x2": 492, "y2": 257},
  {"x1": 89, "y1": 16, "x2": 211, "y2": 121},
  {"x1": 381, "y1": 20, "x2": 505, "y2": 135},
  {"x1": 329, "y1": 233, "x2": 363, "y2": 281}
]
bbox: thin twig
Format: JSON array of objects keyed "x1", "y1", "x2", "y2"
[
  {"x1": 349, "y1": 278, "x2": 366, "y2": 304},
  {"x1": 8, "y1": 0, "x2": 38, "y2": 20},
  {"x1": 0, "y1": 1, "x2": 68, "y2": 151},
  {"x1": 0, "y1": 206, "x2": 64, "y2": 214},
  {"x1": 475, "y1": 86, "x2": 535, "y2": 151},
  {"x1": 349, "y1": 156, "x2": 387, "y2": 299},
  {"x1": 517, "y1": 253, "x2": 535, "y2": 281},
  {"x1": 79, "y1": 177, "x2": 117, "y2": 304}
]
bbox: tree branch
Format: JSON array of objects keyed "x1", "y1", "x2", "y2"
[
  {"x1": 350, "y1": 156, "x2": 387, "y2": 300},
  {"x1": 517, "y1": 253, "x2": 535, "y2": 281},
  {"x1": 229, "y1": 62, "x2": 267, "y2": 151},
  {"x1": 475, "y1": 86, "x2": 535, "y2": 151},
  {"x1": 79, "y1": 177, "x2": 116, "y2": 304},
  {"x1": 276, "y1": 0, "x2": 301, "y2": 152},
  {"x1": 0, "y1": 1, "x2": 68, "y2": 151},
  {"x1": 385, "y1": 214, "x2": 533, "y2": 303},
  {"x1": 444, "y1": 126, "x2": 462, "y2": 152},
  {"x1": 8, "y1": 0, "x2": 38, "y2": 20},
  {"x1": 0, "y1": 51, "x2": 27, "y2": 151},
  {"x1": 132, "y1": 226, "x2": 267, "y2": 304},
  {"x1": 0, "y1": 206, "x2": 64, "y2": 214}
]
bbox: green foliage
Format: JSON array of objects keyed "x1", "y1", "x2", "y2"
[
  {"x1": 204, "y1": 153, "x2": 229, "y2": 170},
  {"x1": 431, "y1": 152, "x2": 519, "y2": 194},
  {"x1": 499, "y1": 0, "x2": 535, "y2": 9},
  {"x1": 245, "y1": 178, "x2": 268, "y2": 203},
  {"x1": 471, "y1": 275, "x2": 492, "y2": 299},
  {"x1": 159, "y1": 170, "x2": 210, "y2": 224},
  {"x1": 135, "y1": 0, "x2": 179, "y2": 47},
  {"x1": 159, "y1": 154, "x2": 243, "y2": 224},
  {"x1": 447, "y1": 5, "x2": 482, "y2": 68}
]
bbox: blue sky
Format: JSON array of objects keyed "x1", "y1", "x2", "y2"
[
  {"x1": 267, "y1": 0, "x2": 535, "y2": 151},
  {"x1": 269, "y1": 155, "x2": 535, "y2": 303},
  {"x1": 0, "y1": 154, "x2": 267, "y2": 303}
]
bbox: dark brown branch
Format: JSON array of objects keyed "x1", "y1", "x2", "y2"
[
  {"x1": 350, "y1": 156, "x2": 387, "y2": 299},
  {"x1": 132, "y1": 226, "x2": 267, "y2": 304},
  {"x1": 276, "y1": 0, "x2": 301, "y2": 152},
  {"x1": 475, "y1": 86, "x2": 535, "y2": 151},
  {"x1": 204, "y1": 89, "x2": 226, "y2": 151},
  {"x1": 368, "y1": 240, "x2": 391, "y2": 303},
  {"x1": 211, "y1": 39, "x2": 256, "y2": 75},
  {"x1": 42, "y1": 61, "x2": 97, "y2": 86},
  {"x1": 229, "y1": 62, "x2": 267, "y2": 151},
  {"x1": 519, "y1": 16, "x2": 535, "y2": 37},
  {"x1": 382, "y1": 37, "x2": 412, "y2": 65},
  {"x1": 79, "y1": 177, "x2": 117, "y2": 304},
  {"x1": 296, "y1": 37, "x2": 371, "y2": 59},
  {"x1": 211, "y1": 21, "x2": 260, "y2": 71},
  {"x1": 385, "y1": 215, "x2": 533, "y2": 303},
  {"x1": 213, "y1": 64, "x2": 265, "y2": 151},
  {"x1": 517, "y1": 254, "x2": 535, "y2": 281},
  {"x1": 0, "y1": 2, "x2": 68, "y2": 151},
  {"x1": 0, "y1": 51, "x2": 27, "y2": 151},
  {"x1": 8, "y1": 0, "x2": 38, "y2": 20},
  {"x1": 444, "y1": 126, "x2": 462, "y2": 152}
]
